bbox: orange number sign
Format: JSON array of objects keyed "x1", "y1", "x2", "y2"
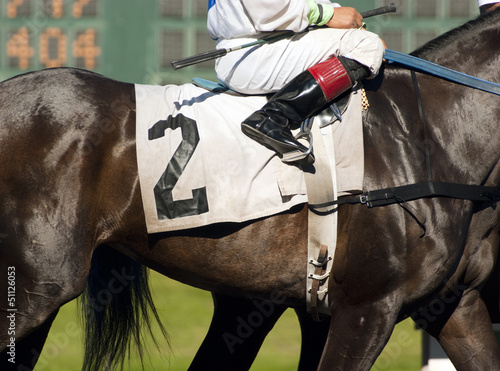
[{"x1": 6, "y1": 0, "x2": 100, "y2": 70}]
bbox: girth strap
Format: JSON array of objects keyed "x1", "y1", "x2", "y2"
[{"x1": 309, "y1": 181, "x2": 500, "y2": 211}]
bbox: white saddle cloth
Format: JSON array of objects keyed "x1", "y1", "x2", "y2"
[{"x1": 135, "y1": 83, "x2": 363, "y2": 233}]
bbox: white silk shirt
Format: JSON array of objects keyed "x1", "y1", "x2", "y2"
[{"x1": 208, "y1": 1, "x2": 385, "y2": 95}]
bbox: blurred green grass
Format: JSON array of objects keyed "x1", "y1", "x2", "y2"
[{"x1": 34, "y1": 270, "x2": 421, "y2": 370}]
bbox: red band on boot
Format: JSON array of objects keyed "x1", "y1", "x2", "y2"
[{"x1": 308, "y1": 57, "x2": 352, "y2": 101}]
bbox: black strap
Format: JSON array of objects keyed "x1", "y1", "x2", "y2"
[{"x1": 309, "y1": 181, "x2": 500, "y2": 213}]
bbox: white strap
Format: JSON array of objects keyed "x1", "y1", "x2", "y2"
[{"x1": 304, "y1": 118, "x2": 338, "y2": 318}]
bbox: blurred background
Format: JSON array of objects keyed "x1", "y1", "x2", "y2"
[
  {"x1": 2, "y1": 0, "x2": 483, "y2": 369},
  {"x1": 0, "y1": 0, "x2": 481, "y2": 84}
]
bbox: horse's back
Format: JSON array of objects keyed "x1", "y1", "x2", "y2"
[{"x1": 0, "y1": 68, "x2": 134, "y2": 124}]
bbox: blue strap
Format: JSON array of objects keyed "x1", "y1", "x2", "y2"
[
  {"x1": 192, "y1": 77, "x2": 239, "y2": 94},
  {"x1": 384, "y1": 49, "x2": 500, "y2": 96},
  {"x1": 192, "y1": 77, "x2": 226, "y2": 91}
]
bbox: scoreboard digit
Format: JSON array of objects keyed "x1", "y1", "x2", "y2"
[
  {"x1": 7, "y1": 0, "x2": 31, "y2": 18},
  {"x1": 73, "y1": 28, "x2": 99, "y2": 69},
  {"x1": 73, "y1": 0, "x2": 93, "y2": 18},
  {"x1": 6, "y1": 27, "x2": 33, "y2": 69}
]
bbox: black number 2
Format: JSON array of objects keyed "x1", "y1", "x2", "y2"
[{"x1": 148, "y1": 114, "x2": 209, "y2": 220}]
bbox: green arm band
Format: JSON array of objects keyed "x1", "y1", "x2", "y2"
[{"x1": 307, "y1": 0, "x2": 335, "y2": 26}]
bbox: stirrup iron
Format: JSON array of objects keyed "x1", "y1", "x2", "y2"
[{"x1": 281, "y1": 118, "x2": 314, "y2": 164}]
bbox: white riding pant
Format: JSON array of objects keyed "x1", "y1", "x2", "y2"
[{"x1": 215, "y1": 27, "x2": 385, "y2": 95}]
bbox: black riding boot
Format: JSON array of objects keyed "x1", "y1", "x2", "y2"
[{"x1": 241, "y1": 56, "x2": 370, "y2": 165}]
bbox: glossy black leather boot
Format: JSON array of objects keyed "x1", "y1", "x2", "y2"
[{"x1": 241, "y1": 56, "x2": 368, "y2": 165}]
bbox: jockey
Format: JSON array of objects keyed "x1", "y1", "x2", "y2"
[
  {"x1": 207, "y1": 0, "x2": 385, "y2": 165},
  {"x1": 479, "y1": 0, "x2": 500, "y2": 13}
]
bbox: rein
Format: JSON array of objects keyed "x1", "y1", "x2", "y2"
[{"x1": 384, "y1": 49, "x2": 500, "y2": 96}]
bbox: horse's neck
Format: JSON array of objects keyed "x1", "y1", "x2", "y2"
[
  {"x1": 364, "y1": 60, "x2": 499, "y2": 190},
  {"x1": 415, "y1": 12, "x2": 500, "y2": 82},
  {"x1": 385, "y1": 14, "x2": 500, "y2": 185}
]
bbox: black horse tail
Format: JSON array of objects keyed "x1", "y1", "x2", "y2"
[{"x1": 79, "y1": 245, "x2": 169, "y2": 370}]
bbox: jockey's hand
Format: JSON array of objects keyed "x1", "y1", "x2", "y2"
[{"x1": 325, "y1": 7, "x2": 363, "y2": 29}]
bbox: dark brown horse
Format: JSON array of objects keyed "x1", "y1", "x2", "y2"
[{"x1": 1, "y1": 9, "x2": 500, "y2": 371}]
